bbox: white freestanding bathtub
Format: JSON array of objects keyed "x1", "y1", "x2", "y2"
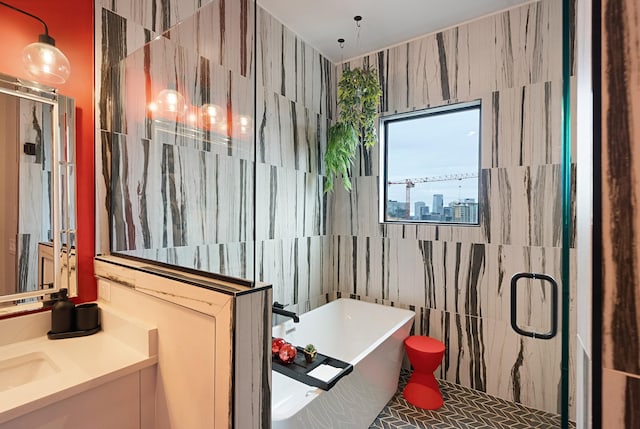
[{"x1": 271, "y1": 298, "x2": 415, "y2": 429}]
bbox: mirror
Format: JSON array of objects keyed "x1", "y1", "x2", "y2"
[{"x1": 0, "y1": 72, "x2": 76, "y2": 310}]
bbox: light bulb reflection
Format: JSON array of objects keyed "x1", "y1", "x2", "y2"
[
  {"x1": 237, "y1": 115, "x2": 252, "y2": 136},
  {"x1": 146, "y1": 93, "x2": 253, "y2": 139},
  {"x1": 154, "y1": 89, "x2": 186, "y2": 117},
  {"x1": 202, "y1": 104, "x2": 222, "y2": 126}
]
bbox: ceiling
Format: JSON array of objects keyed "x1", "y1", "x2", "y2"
[{"x1": 257, "y1": 0, "x2": 536, "y2": 63}]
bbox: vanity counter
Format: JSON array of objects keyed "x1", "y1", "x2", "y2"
[{"x1": 0, "y1": 305, "x2": 157, "y2": 425}]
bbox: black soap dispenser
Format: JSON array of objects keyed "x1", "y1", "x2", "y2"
[{"x1": 51, "y1": 288, "x2": 75, "y2": 334}]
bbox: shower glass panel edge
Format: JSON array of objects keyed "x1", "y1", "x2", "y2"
[{"x1": 561, "y1": 0, "x2": 572, "y2": 427}]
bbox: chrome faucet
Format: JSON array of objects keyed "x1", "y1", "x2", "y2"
[{"x1": 272, "y1": 302, "x2": 300, "y2": 323}]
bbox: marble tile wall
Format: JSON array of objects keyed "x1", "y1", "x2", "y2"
[
  {"x1": 601, "y1": 0, "x2": 640, "y2": 426},
  {"x1": 333, "y1": 0, "x2": 575, "y2": 415},
  {"x1": 97, "y1": 0, "x2": 335, "y2": 304},
  {"x1": 97, "y1": 0, "x2": 256, "y2": 279},
  {"x1": 254, "y1": 7, "x2": 335, "y2": 311}
]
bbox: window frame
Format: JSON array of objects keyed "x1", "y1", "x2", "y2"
[{"x1": 378, "y1": 100, "x2": 482, "y2": 225}]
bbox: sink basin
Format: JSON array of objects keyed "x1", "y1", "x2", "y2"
[{"x1": 0, "y1": 352, "x2": 60, "y2": 391}]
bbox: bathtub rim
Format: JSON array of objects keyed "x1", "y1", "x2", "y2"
[
  {"x1": 327, "y1": 298, "x2": 415, "y2": 366},
  {"x1": 272, "y1": 298, "x2": 415, "y2": 365},
  {"x1": 271, "y1": 298, "x2": 416, "y2": 422}
]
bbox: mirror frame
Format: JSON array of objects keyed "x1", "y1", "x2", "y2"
[{"x1": 0, "y1": 73, "x2": 74, "y2": 305}]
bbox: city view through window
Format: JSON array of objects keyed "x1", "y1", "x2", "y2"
[{"x1": 382, "y1": 102, "x2": 481, "y2": 224}]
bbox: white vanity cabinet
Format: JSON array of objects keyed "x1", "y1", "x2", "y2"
[
  {"x1": 0, "y1": 368, "x2": 154, "y2": 429},
  {"x1": 0, "y1": 255, "x2": 272, "y2": 429},
  {"x1": 0, "y1": 306, "x2": 157, "y2": 429}
]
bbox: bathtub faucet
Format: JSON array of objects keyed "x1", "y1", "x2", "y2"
[{"x1": 272, "y1": 302, "x2": 300, "y2": 323}]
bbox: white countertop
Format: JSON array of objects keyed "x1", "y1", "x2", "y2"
[{"x1": 0, "y1": 305, "x2": 158, "y2": 425}]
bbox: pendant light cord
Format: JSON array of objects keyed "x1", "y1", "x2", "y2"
[
  {"x1": 0, "y1": 0, "x2": 70, "y2": 84},
  {"x1": 0, "y1": 1, "x2": 49, "y2": 37},
  {"x1": 356, "y1": 23, "x2": 361, "y2": 46}
]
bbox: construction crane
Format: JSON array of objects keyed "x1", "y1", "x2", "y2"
[{"x1": 387, "y1": 173, "x2": 479, "y2": 218}]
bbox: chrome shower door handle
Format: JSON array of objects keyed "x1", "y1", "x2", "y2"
[{"x1": 510, "y1": 272, "x2": 558, "y2": 340}]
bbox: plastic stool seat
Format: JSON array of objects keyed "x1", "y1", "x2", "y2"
[{"x1": 403, "y1": 335, "x2": 445, "y2": 410}]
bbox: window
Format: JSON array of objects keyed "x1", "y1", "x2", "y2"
[{"x1": 379, "y1": 101, "x2": 481, "y2": 225}]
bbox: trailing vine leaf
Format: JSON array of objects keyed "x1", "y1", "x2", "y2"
[
  {"x1": 337, "y1": 68, "x2": 382, "y2": 148},
  {"x1": 324, "y1": 67, "x2": 382, "y2": 192},
  {"x1": 324, "y1": 122, "x2": 357, "y2": 192}
]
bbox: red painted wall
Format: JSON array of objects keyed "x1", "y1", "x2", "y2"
[{"x1": 0, "y1": 0, "x2": 96, "y2": 302}]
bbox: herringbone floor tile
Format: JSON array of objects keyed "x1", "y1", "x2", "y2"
[{"x1": 369, "y1": 371, "x2": 575, "y2": 429}]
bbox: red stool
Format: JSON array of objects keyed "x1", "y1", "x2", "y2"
[{"x1": 403, "y1": 335, "x2": 446, "y2": 410}]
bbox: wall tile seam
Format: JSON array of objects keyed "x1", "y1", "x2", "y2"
[
  {"x1": 371, "y1": 78, "x2": 565, "y2": 113},
  {"x1": 255, "y1": 161, "x2": 328, "y2": 176},
  {"x1": 100, "y1": 7, "x2": 160, "y2": 48},
  {"x1": 339, "y1": 76, "x2": 566, "y2": 103},
  {"x1": 342, "y1": 165, "x2": 567, "y2": 182},
  {"x1": 333, "y1": 295, "x2": 570, "y2": 333},
  {"x1": 255, "y1": 236, "x2": 330, "y2": 243},
  {"x1": 258, "y1": 86, "x2": 336, "y2": 120},
  {"x1": 103, "y1": 130, "x2": 258, "y2": 159},
  {"x1": 101, "y1": 10, "x2": 257, "y2": 85},
  {"x1": 101, "y1": 0, "x2": 244, "y2": 40},
  {"x1": 99, "y1": 6, "x2": 163, "y2": 33},
  {"x1": 257, "y1": 234, "x2": 329, "y2": 242},
  {"x1": 328, "y1": 233, "x2": 567, "y2": 246},
  {"x1": 115, "y1": 239, "x2": 257, "y2": 246}
]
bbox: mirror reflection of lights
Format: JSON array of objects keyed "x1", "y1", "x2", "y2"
[
  {"x1": 154, "y1": 89, "x2": 186, "y2": 115},
  {"x1": 202, "y1": 104, "x2": 221, "y2": 124},
  {"x1": 237, "y1": 115, "x2": 252, "y2": 135},
  {"x1": 147, "y1": 90, "x2": 252, "y2": 142}
]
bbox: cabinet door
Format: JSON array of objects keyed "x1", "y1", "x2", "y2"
[{"x1": 1, "y1": 373, "x2": 141, "y2": 429}]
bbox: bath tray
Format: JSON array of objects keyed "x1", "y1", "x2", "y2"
[{"x1": 272, "y1": 346, "x2": 353, "y2": 391}]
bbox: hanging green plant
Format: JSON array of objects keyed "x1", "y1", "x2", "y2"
[{"x1": 324, "y1": 67, "x2": 382, "y2": 193}]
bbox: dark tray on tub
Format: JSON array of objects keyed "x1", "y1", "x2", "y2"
[{"x1": 272, "y1": 346, "x2": 353, "y2": 391}]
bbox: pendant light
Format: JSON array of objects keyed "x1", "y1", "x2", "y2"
[{"x1": 0, "y1": 1, "x2": 71, "y2": 85}]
